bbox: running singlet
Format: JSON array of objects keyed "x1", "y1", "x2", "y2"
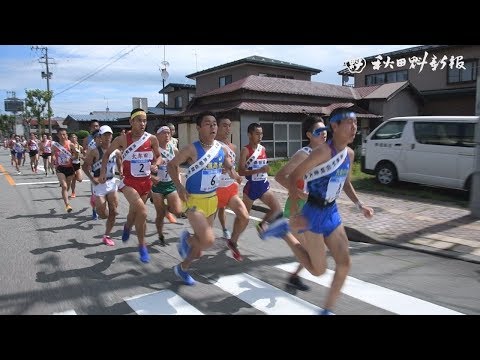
[
  {"x1": 158, "y1": 143, "x2": 175, "y2": 183},
  {"x1": 186, "y1": 141, "x2": 224, "y2": 194},
  {"x1": 306, "y1": 140, "x2": 350, "y2": 203},
  {"x1": 28, "y1": 140, "x2": 39, "y2": 151},
  {"x1": 218, "y1": 141, "x2": 236, "y2": 188},
  {"x1": 93, "y1": 147, "x2": 116, "y2": 178},
  {"x1": 54, "y1": 140, "x2": 73, "y2": 167},
  {"x1": 122, "y1": 132, "x2": 153, "y2": 179},
  {"x1": 244, "y1": 144, "x2": 268, "y2": 182},
  {"x1": 42, "y1": 140, "x2": 52, "y2": 154}
]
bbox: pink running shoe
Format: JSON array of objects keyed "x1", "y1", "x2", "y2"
[{"x1": 102, "y1": 235, "x2": 115, "y2": 246}]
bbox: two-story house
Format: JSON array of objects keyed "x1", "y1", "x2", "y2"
[{"x1": 341, "y1": 45, "x2": 480, "y2": 117}]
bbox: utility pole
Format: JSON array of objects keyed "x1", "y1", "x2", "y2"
[
  {"x1": 470, "y1": 64, "x2": 480, "y2": 217},
  {"x1": 32, "y1": 46, "x2": 53, "y2": 136}
]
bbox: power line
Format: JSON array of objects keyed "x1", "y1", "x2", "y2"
[{"x1": 54, "y1": 46, "x2": 141, "y2": 98}]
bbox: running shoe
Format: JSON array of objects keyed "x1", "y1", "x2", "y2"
[
  {"x1": 259, "y1": 218, "x2": 289, "y2": 240},
  {"x1": 177, "y1": 230, "x2": 190, "y2": 260},
  {"x1": 122, "y1": 224, "x2": 131, "y2": 242},
  {"x1": 166, "y1": 212, "x2": 177, "y2": 224},
  {"x1": 139, "y1": 245, "x2": 150, "y2": 263},
  {"x1": 226, "y1": 240, "x2": 243, "y2": 262},
  {"x1": 92, "y1": 209, "x2": 99, "y2": 220},
  {"x1": 173, "y1": 264, "x2": 195, "y2": 286},
  {"x1": 319, "y1": 309, "x2": 335, "y2": 315},
  {"x1": 288, "y1": 275, "x2": 310, "y2": 291},
  {"x1": 222, "y1": 229, "x2": 232, "y2": 240},
  {"x1": 102, "y1": 235, "x2": 115, "y2": 246},
  {"x1": 159, "y1": 234, "x2": 166, "y2": 247},
  {"x1": 70, "y1": 192, "x2": 76, "y2": 199},
  {"x1": 65, "y1": 204, "x2": 73, "y2": 213}
]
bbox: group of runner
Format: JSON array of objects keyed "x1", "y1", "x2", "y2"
[{"x1": 9, "y1": 107, "x2": 374, "y2": 314}]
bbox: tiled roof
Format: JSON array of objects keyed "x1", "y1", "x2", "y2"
[
  {"x1": 198, "y1": 75, "x2": 359, "y2": 100},
  {"x1": 187, "y1": 55, "x2": 321, "y2": 79},
  {"x1": 160, "y1": 83, "x2": 196, "y2": 94},
  {"x1": 363, "y1": 81, "x2": 409, "y2": 100},
  {"x1": 175, "y1": 101, "x2": 380, "y2": 119}
]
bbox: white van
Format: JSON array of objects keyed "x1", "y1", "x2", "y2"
[{"x1": 361, "y1": 116, "x2": 478, "y2": 191}]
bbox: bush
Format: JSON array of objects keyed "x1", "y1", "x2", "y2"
[{"x1": 267, "y1": 159, "x2": 288, "y2": 176}]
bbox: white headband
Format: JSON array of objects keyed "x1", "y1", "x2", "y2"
[{"x1": 157, "y1": 126, "x2": 170, "y2": 134}]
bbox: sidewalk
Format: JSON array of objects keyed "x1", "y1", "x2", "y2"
[{"x1": 246, "y1": 176, "x2": 480, "y2": 265}]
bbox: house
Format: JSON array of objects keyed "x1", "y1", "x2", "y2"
[
  {"x1": 63, "y1": 111, "x2": 131, "y2": 132},
  {"x1": 340, "y1": 45, "x2": 480, "y2": 116},
  {"x1": 175, "y1": 73, "x2": 418, "y2": 158}
]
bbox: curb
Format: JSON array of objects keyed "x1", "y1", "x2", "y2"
[{"x1": 252, "y1": 204, "x2": 480, "y2": 265}]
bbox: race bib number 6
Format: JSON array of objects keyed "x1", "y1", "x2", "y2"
[{"x1": 200, "y1": 169, "x2": 221, "y2": 192}]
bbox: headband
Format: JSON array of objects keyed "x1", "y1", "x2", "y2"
[
  {"x1": 157, "y1": 126, "x2": 170, "y2": 134},
  {"x1": 329, "y1": 111, "x2": 356, "y2": 124},
  {"x1": 130, "y1": 110, "x2": 147, "y2": 120}
]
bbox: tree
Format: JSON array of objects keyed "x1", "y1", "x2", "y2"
[
  {"x1": 23, "y1": 89, "x2": 53, "y2": 135},
  {"x1": 0, "y1": 114, "x2": 16, "y2": 137}
]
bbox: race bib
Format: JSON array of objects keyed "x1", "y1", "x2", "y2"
[
  {"x1": 58, "y1": 153, "x2": 70, "y2": 166},
  {"x1": 325, "y1": 176, "x2": 346, "y2": 202},
  {"x1": 252, "y1": 159, "x2": 267, "y2": 181},
  {"x1": 158, "y1": 164, "x2": 171, "y2": 182},
  {"x1": 200, "y1": 168, "x2": 221, "y2": 192},
  {"x1": 131, "y1": 151, "x2": 152, "y2": 177}
]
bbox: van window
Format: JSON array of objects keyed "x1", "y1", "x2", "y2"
[
  {"x1": 371, "y1": 121, "x2": 406, "y2": 140},
  {"x1": 414, "y1": 122, "x2": 475, "y2": 147}
]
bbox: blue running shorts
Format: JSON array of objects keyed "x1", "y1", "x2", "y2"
[
  {"x1": 300, "y1": 201, "x2": 342, "y2": 237},
  {"x1": 243, "y1": 180, "x2": 270, "y2": 201}
]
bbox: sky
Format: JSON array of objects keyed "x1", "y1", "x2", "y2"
[{"x1": 0, "y1": 45, "x2": 417, "y2": 118}]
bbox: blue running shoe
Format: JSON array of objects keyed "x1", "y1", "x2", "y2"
[
  {"x1": 92, "y1": 209, "x2": 99, "y2": 220},
  {"x1": 174, "y1": 264, "x2": 195, "y2": 286},
  {"x1": 177, "y1": 230, "x2": 191, "y2": 260},
  {"x1": 260, "y1": 218, "x2": 290, "y2": 240},
  {"x1": 122, "y1": 224, "x2": 131, "y2": 242},
  {"x1": 319, "y1": 308, "x2": 335, "y2": 315},
  {"x1": 139, "y1": 245, "x2": 150, "y2": 263}
]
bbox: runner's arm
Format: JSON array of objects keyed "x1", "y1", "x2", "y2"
[
  {"x1": 238, "y1": 147, "x2": 263, "y2": 176},
  {"x1": 99, "y1": 136, "x2": 124, "y2": 182},
  {"x1": 81, "y1": 149, "x2": 98, "y2": 185}
]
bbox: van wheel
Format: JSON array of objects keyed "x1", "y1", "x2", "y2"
[{"x1": 375, "y1": 162, "x2": 397, "y2": 186}]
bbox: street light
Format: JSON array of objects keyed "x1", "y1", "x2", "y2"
[{"x1": 160, "y1": 60, "x2": 169, "y2": 121}]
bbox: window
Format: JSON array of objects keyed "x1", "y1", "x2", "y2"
[
  {"x1": 447, "y1": 60, "x2": 477, "y2": 83},
  {"x1": 260, "y1": 122, "x2": 302, "y2": 159},
  {"x1": 365, "y1": 70, "x2": 408, "y2": 85},
  {"x1": 188, "y1": 93, "x2": 194, "y2": 102},
  {"x1": 371, "y1": 121, "x2": 406, "y2": 140},
  {"x1": 414, "y1": 122, "x2": 475, "y2": 147},
  {"x1": 219, "y1": 75, "x2": 232, "y2": 87},
  {"x1": 175, "y1": 96, "x2": 183, "y2": 108}
]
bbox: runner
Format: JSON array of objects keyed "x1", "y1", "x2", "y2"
[
  {"x1": 82, "y1": 125, "x2": 123, "y2": 246},
  {"x1": 274, "y1": 115, "x2": 327, "y2": 291},
  {"x1": 150, "y1": 125, "x2": 183, "y2": 246},
  {"x1": 99, "y1": 108, "x2": 163, "y2": 263},
  {"x1": 215, "y1": 116, "x2": 249, "y2": 261},
  {"x1": 39, "y1": 134, "x2": 55, "y2": 176},
  {"x1": 286, "y1": 108, "x2": 374, "y2": 315},
  {"x1": 69, "y1": 133, "x2": 84, "y2": 199},
  {"x1": 51, "y1": 129, "x2": 77, "y2": 213},
  {"x1": 167, "y1": 111, "x2": 233, "y2": 285},
  {"x1": 238, "y1": 123, "x2": 285, "y2": 239}
]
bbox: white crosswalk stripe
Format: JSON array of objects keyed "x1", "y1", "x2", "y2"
[
  {"x1": 124, "y1": 290, "x2": 203, "y2": 315},
  {"x1": 275, "y1": 262, "x2": 463, "y2": 315},
  {"x1": 52, "y1": 261, "x2": 463, "y2": 315}
]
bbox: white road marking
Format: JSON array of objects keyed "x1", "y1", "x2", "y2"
[
  {"x1": 16, "y1": 180, "x2": 90, "y2": 186},
  {"x1": 212, "y1": 273, "x2": 322, "y2": 315},
  {"x1": 225, "y1": 208, "x2": 262, "y2": 222},
  {"x1": 275, "y1": 262, "x2": 464, "y2": 315},
  {"x1": 124, "y1": 290, "x2": 203, "y2": 315},
  {"x1": 53, "y1": 309, "x2": 77, "y2": 315}
]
